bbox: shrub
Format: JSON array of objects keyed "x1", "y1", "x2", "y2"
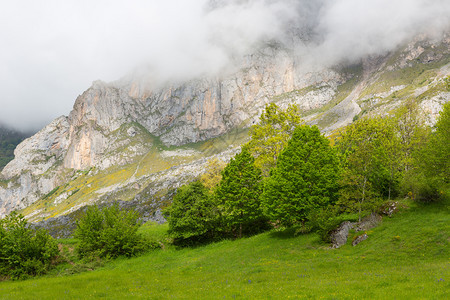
[
  {"x1": 74, "y1": 204, "x2": 146, "y2": 258},
  {"x1": 0, "y1": 212, "x2": 59, "y2": 280},
  {"x1": 308, "y1": 207, "x2": 358, "y2": 242},
  {"x1": 164, "y1": 181, "x2": 219, "y2": 246}
]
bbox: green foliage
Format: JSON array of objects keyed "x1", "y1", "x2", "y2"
[
  {"x1": 199, "y1": 158, "x2": 226, "y2": 191},
  {"x1": 0, "y1": 127, "x2": 29, "y2": 170},
  {"x1": 0, "y1": 212, "x2": 59, "y2": 280},
  {"x1": 262, "y1": 125, "x2": 341, "y2": 227},
  {"x1": 216, "y1": 147, "x2": 267, "y2": 238},
  {"x1": 410, "y1": 102, "x2": 450, "y2": 201},
  {"x1": 337, "y1": 117, "x2": 396, "y2": 220},
  {"x1": 2, "y1": 199, "x2": 448, "y2": 298},
  {"x1": 394, "y1": 99, "x2": 430, "y2": 174},
  {"x1": 308, "y1": 206, "x2": 359, "y2": 242},
  {"x1": 74, "y1": 204, "x2": 145, "y2": 258},
  {"x1": 164, "y1": 181, "x2": 219, "y2": 245},
  {"x1": 246, "y1": 103, "x2": 303, "y2": 176}
]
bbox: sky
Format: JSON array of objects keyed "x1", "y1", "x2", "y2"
[{"x1": 1, "y1": 0, "x2": 449, "y2": 132}]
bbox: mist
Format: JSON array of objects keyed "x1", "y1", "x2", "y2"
[{"x1": 1, "y1": 0, "x2": 449, "y2": 131}]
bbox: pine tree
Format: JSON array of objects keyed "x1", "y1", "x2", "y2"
[
  {"x1": 215, "y1": 147, "x2": 264, "y2": 238},
  {"x1": 262, "y1": 125, "x2": 340, "y2": 227}
]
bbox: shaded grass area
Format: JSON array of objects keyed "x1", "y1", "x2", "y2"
[{"x1": 1, "y1": 200, "x2": 448, "y2": 299}]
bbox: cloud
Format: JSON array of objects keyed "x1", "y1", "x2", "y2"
[
  {"x1": 309, "y1": 0, "x2": 450, "y2": 67},
  {"x1": 0, "y1": 0, "x2": 449, "y2": 131}
]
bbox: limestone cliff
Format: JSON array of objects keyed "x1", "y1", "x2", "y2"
[{"x1": 1, "y1": 34, "x2": 449, "y2": 219}]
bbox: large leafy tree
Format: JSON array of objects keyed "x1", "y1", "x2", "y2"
[
  {"x1": 165, "y1": 181, "x2": 218, "y2": 245},
  {"x1": 394, "y1": 99, "x2": 429, "y2": 173},
  {"x1": 262, "y1": 125, "x2": 340, "y2": 227},
  {"x1": 215, "y1": 147, "x2": 265, "y2": 238},
  {"x1": 246, "y1": 103, "x2": 303, "y2": 176},
  {"x1": 337, "y1": 117, "x2": 396, "y2": 219}
]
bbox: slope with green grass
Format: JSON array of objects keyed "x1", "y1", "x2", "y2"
[{"x1": 1, "y1": 199, "x2": 448, "y2": 299}]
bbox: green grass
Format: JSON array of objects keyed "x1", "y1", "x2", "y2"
[
  {"x1": 358, "y1": 57, "x2": 449, "y2": 101},
  {"x1": 1, "y1": 199, "x2": 448, "y2": 299}
]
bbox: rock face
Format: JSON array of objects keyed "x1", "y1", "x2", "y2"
[
  {"x1": 331, "y1": 213, "x2": 383, "y2": 248},
  {"x1": 0, "y1": 46, "x2": 344, "y2": 217},
  {"x1": 1, "y1": 34, "x2": 449, "y2": 219},
  {"x1": 0, "y1": 117, "x2": 70, "y2": 215},
  {"x1": 330, "y1": 221, "x2": 355, "y2": 248}
]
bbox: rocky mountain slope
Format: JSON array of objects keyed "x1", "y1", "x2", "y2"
[{"x1": 0, "y1": 33, "x2": 449, "y2": 221}]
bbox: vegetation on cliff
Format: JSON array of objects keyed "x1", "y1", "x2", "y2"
[{"x1": 0, "y1": 126, "x2": 29, "y2": 171}]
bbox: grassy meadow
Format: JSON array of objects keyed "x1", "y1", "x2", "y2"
[{"x1": 0, "y1": 199, "x2": 448, "y2": 299}]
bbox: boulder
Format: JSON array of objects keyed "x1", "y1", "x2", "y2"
[
  {"x1": 352, "y1": 233, "x2": 368, "y2": 246},
  {"x1": 355, "y1": 213, "x2": 382, "y2": 232},
  {"x1": 330, "y1": 221, "x2": 355, "y2": 248}
]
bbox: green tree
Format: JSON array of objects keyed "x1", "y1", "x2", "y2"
[
  {"x1": 215, "y1": 147, "x2": 265, "y2": 238},
  {"x1": 412, "y1": 102, "x2": 450, "y2": 200},
  {"x1": 164, "y1": 181, "x2": 218, "y2": 245},
  {"x1": 246, "y1": 103, "x2": 303, "y2": 176},
  {"x1": 337, "y1": 117, "x2": 395, "y2": 220},
  {"x1": 199, "y1": 158, "x2": 227, "y2": 191},
  {"x1": 394, "y1": 99, "x2": 429, "y2": 173},
  {"x1": 0, "y1": 212, "x2": 59, "y2": 279},
  {"x1": 262, "y1": 125, "x2": 340, "y2": 227}
]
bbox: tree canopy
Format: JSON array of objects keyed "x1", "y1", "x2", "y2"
[
  {"x1": 413, "y1": 101, "x2": 450, "y2": 200},
  {"x1": 215, "y1": 147, "x2": 265, "y2": 237},
  {"x1": 262, "y1": 125, "x2": 341, "y2": 227},
  {"x1": 165, "y1": 181, "x2": 218, "y2": 244},
  {"x1": 246, "y1": 103, "x2": 303, "y2": 176}
]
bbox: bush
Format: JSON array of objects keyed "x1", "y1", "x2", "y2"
[
  {"x1": 401, "y1": 171, "x2": 442, "y2": 202},
  {"x1": 308, "y1": 207, "x2": 359, "y2": 242},
  {"x1": 164, "y1": 181, "x2": 219, "y2": 246},
  {"x1": 0, "y1": 212, "x2": 59, "y2": 280},
  {"x1": 74, "y1": 204, "x2": 146, "y2": 258}
]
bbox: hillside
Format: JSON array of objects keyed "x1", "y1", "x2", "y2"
[
  {"x1": 0, "y1": 199, "x2": 448, "y2": 298},
  {"x1": 0, "y1": 33, "x2": 449, "y2": 221}
]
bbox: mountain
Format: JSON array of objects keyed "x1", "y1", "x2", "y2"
[{"x1": 0, "y1": 33, "x2": 449, "y2": 221}]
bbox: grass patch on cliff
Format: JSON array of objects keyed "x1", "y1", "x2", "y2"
[
  {"x1": 358, "y1": 58, "x2": 449, "y2": 100},
  {"x1": 0, "y1": 178, "x2": 10, "y2": 189},
  {"x1": 2, "y1": 199, "x2": 448, "y2": 299}
]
